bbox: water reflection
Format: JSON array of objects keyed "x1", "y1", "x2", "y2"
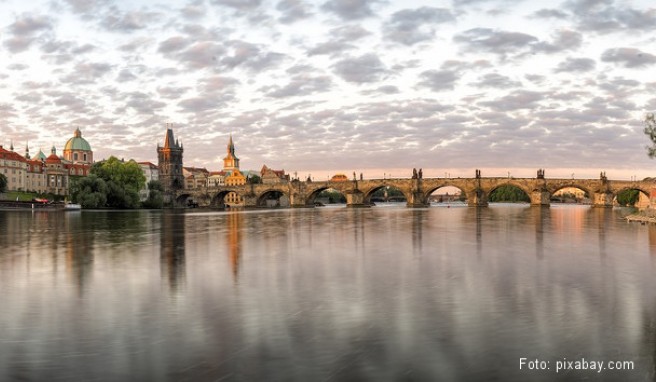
[
  {"x1": 227, "y1": 211, "x2": 243, "y2": 280},
  {"x1": 1, "y1": 206, "x2": 656, "y2": 380},
  {"x1": 63, "y1": 212, "x2": 94, "y2": 296},
  {"x1": 160, "y1": 212, "x2": 186, "y2": 291}
]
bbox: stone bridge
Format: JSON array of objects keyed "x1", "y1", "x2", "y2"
[{"x1": 173, "y1": 173, "x2": 656, "y2": 209}]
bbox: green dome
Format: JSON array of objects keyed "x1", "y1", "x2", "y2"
[{"x1": 64, "y1": 128, "x2": 92, "y2": 151}]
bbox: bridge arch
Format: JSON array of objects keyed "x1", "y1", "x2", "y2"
[
  {"x1": 612, "y1": 186, "x2": 650, "y2": 208},
  {"x1": 487, "y1": 182, "x2": 531, "y2": 203},
  {"x1": 305, "y1": 186, "x2": 347, "y2": 206},
  {"x1": 424, "y1": 184, "x2": 468, "y2": 204},
  {"x1": 549, "y1": 184, "x2": 593, "y2": 204},
  {"x1": 210, "y1": 190, "x2": 242, "y2": 208},
  {"x1": 175, "y1": 193, "x2": 193, "y2": 208},
  {"x1": 364, "y1": 185, "x2": 409, "y2": 205},
  {"x1": 256, "y1": 189, "x2": 290, "y2": 207}
]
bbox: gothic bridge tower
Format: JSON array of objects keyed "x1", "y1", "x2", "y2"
[{"x1": 157, "y1": 126, "x2": 184, "y2": 193}]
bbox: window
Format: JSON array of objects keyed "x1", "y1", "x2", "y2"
[
  {"x1": 74, "y1": 153, "x2": 78, "y2": 161},
  {"x1": 83, "y1": 154, "x2": 87, "y2": 161}
]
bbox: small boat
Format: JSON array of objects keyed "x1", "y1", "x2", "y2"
[{"x1": 63, "y1": 203, "x2": 82, "y2": 211}]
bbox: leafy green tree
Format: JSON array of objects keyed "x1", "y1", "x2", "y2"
[
  {"x1": 248, "y1": 174, "x2": 261, "y2": 184},
  {"x1": 92, "y1": 157, "x2": 145, "y2": 209},
  {"x1": 616, "y1": 189, "x2": 640, "y2": 206},
  {"x1": 70, "y1": 174, "x2": 108, "y2": 208},
  {"x1": 0, "y1": 173, "x2": 7, "y2": 193},
  {"x1": 489, "y1": 185, "x2": 530, "y2": 202},
  {"x1": 142, "y1": 180, "x2": 164, "y2": 209},
  {"x1": 72, "y1": 156, "x2": 146, "y2": 209}
]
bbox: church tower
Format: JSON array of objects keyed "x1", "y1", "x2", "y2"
[
  {"x1": 157, "y1": 125, "x2": 184, "y2": 192},
  {"x1": 223, "y1": 134, "x2": 240, "y2": 172}
]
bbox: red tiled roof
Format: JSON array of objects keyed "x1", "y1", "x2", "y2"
[
  {"x1": 46, "y1": 154, "x2": 62, "y2": 164},
  {"x1": 0, "y1": 146, "x2": 27, "y2": 163}
]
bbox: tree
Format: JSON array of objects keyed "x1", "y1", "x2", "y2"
[
  {"x1": 70, "y1": 174, "x2": 108, "y2": 208},
  {"x1": 489, "y1": 185, "x2": 530, "y2": 202},
  {"x1": 92, "y1": 157, "x2": 146, "y2": 209},
  {"x1": 644, "y1": 113, "x2": 656, "y2": 158},
  {"x1": 72, "y1": 156, "x2": 146, "y2": 209},
  {"x1": 0, "y1": 173, "x2": 7, "y2": 193},
  {"x1": 142, "y1": 180, "x2": 164, "y2": 209},
  {"x1": 616, "y1": 189, "x2": 640, "y2": 207},
  {"x1": 248, "y1": 174, "x2": 261, "y2": 184}
]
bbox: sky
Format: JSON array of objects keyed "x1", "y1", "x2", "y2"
[{"x1": 1, "y1": 0, "x2": 655, "y2": 181}]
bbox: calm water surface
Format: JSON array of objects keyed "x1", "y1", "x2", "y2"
[{"x1": 1, "y1": 205, "x2": 656, "y2": 381}]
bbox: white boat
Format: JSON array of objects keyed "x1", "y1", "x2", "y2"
[{"x1": 63, "y1": 203, "x2": 82, "y2": 211}]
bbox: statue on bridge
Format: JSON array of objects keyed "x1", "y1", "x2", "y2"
[
  {"x1": 537, "y1": 169, "x2": 545, "y2": 179},
  {"x1": 475, "y1": 169, "x2": 481, "y2": 179},
  {"x1": 412, "y1": 168, "x2": 417, "y2": 179},
  {"x1": 418, "y1": 168, "x2": 423, "y2": 179}
]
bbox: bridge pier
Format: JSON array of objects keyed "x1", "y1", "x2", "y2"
[
  {"x1": 592, "y1": 192, "x2": 614, "y2": 208},
  {"x1": 407, "y1": 191, "x2": 429, "y2": 208},
  {"x1": 345, "y1": 190, "x2": 369, "y2": 208},
  {"x1": 467, "y1": 189, "x2": 488, "y2": 207},
  {"x1": 530, "y1": 190, "x2": 551, "y2": 207},
  {"x1": 241, "y1": 194, "x2": 258, "y2": 208}
]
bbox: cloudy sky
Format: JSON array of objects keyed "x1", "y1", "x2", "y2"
[{"x1": 1, "y1": 0, "x2": 655, "y2": 180}]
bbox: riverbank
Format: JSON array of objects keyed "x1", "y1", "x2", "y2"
[{"x1": 626, "y1": 208, "x2": 656, "y2": 224}]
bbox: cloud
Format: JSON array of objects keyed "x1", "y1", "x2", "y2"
[
  {"x1": 600, "y1": 48, "x2": 656, "y2": 68},
  {"x1": 158, "y1": 36, "x2": 190, "y2": 53},
  {"x1": 61, "y1": 62, "x2": 114, "y2": 84},
  {"x1": 3, "y1": 14, "x2": 53, "y2": 52},
  {"x1": 383, "y1": 7, "x2": 455, "y2": 45},
  {"x1": 9, "y1": 14, "x2": 53, "y2": 35},
  {"x1": 479, "y1": 90, "x2": 545, "y2": 111},
  {"x1": 332, "y1": 53, "x2": 388, "y2": 83},
  {"x1": 470, "y1": 73, "x2": 521, "y2": 89},
  {"x1": 566, "y1": 0, "x2": 656, "y2": 33},
  {"x1": 63, "y1": 0, "x2": 109, "y2": 14},
  {"x1": 101, "y1": 10, "x2": 162, "y2": 31},
  {"x1": 180, "y1": 0, "x2": 207, "y2": 19},
  {"x1": 331, "y1": 24, "x2": 371, "y2": 42},
  {"x1": 454, "y1": 28, "x2": 538, "y2": 57},
  {"x1": 264, "y1": 71, "x2": 333, "y2": 98},
  {"x1": 554, "y1": 57, "x2": 596, "y2": 73},
  {"x1": 277, "y1": 0, "x2": 313, "y2": 23},
  {"x1": 531, "y1": 29, "x2": 582, "y2": 54},
  {"x1": 4, "y1": 36, "x2": 38, "y2": 53},
  {"x1": 532, "y1": 9, "x2": 569, "y2": 19},
  {"x1": 221, "y1": 41, "x2": 287, "y2": 71},
  {"x1": 210, "y1": 0, "x2": 262, "y2": 10},
  {"x1": 172, "y1": 41, "x2": 225, "y2": 69},
  {"x1": 307, "y1": 41, "x2": 356, "y2": 56},
  {"x1": 321, "y1": 0, "x2": 379, "y2": 20},
  {"x1": 417, "y1": 70, "x2": 459, "y2": 92}
]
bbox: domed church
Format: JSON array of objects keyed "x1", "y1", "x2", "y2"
[{"x1": 63, "y1": 128, "x2": 93, "y2": 164}]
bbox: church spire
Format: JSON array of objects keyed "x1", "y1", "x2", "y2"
[
  {"x1": 227, "y1": 134, "x2": 235, "y2": 155},
  {"x1": 25, "y1": 142, "x2": 30, "y2": 159}
]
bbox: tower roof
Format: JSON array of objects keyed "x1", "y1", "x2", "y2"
[
  {"x1": 162, "y1": 128, "x2": 182, "y2": 150},
  {"x1": 64, "y1": 128, "x2": 92, "y2": 151}
]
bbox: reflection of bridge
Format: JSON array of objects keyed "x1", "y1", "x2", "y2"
[{"x1": 174, "y1": 173, "x2": 655, "y2": 208}]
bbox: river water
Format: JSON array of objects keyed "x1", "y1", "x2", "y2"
[{"x1": 1, "y1": 204, "x2": 655, "y2": 381}]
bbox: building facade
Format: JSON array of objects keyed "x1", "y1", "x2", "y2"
[
  {"x1": 138, "y1": 161, "x2": 159, "y2": 200},
  {"x1": 1, "y1": 129, "x2": 94, "y2": 196}
]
